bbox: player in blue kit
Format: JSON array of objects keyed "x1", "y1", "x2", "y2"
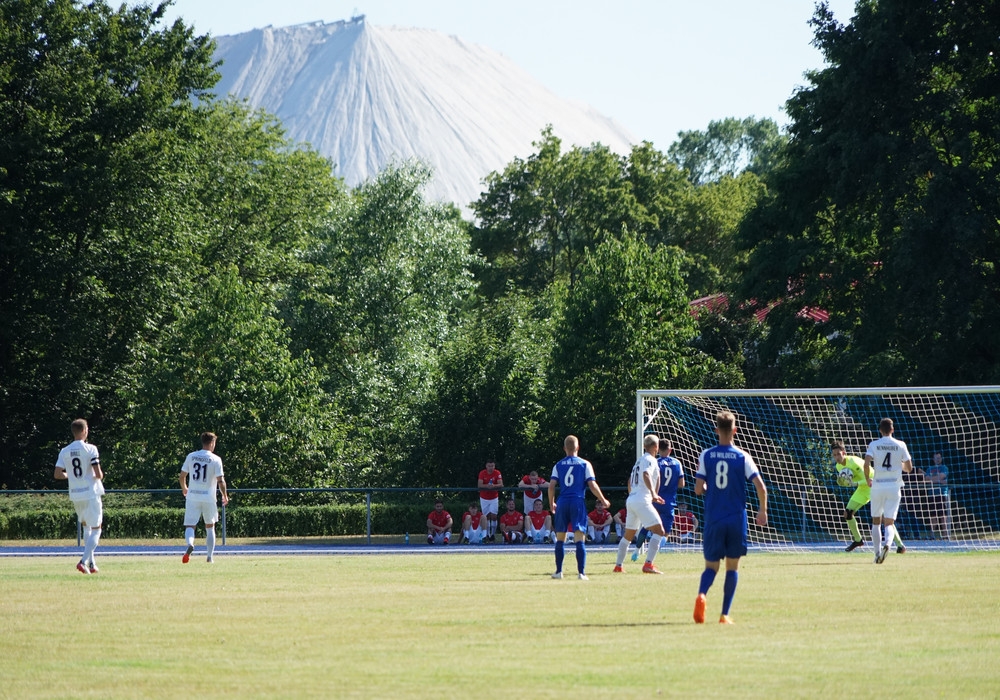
[
  {"x1": 547, "y1": 435, "x2": 611, "y2": 580},
  {"x1": 693, "y1": 411, "x2": 768, "y2": 624},
  {"x1": 631, "y1": 438, "x2": 686, "y2": 561}
]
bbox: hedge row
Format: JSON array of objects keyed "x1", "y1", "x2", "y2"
[{"x1": 0, "y1": 503, "x2": 459, "y2": 539}]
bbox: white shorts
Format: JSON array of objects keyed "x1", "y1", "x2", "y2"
[
  {"x1": 523, "y1": 494, "x2": 543, "y2": 513},
  {"x1": 184, "y1": 499, "x2": 219, "y2": 527},
  {"x1": 870, "y1": 486, "x2": 902, "y2": 519},
  {"x1": 72, "y1": 498, "x2": 103, "y2": 528},
  {"x1": 527, "y1": 529, "x2": 548, "y2": 543},
  {"x1": 588, "y1": 524, "x2": 611, "y2": 543},
  {"x1": 480, "y1": 497, "x2": 499, "y2": 516},
  {"x1": 624, "y1": 498, "x2": 663, "y2": 531}
]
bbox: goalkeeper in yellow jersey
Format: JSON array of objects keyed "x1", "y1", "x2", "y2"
[{"x1": 832, "y1": 441, "x2": 905, "y2": 553}]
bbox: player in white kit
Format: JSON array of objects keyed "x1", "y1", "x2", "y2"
[
  {"x1": 863, "y1": 418, "x2": 913, "y2": 564},
  {"x1": 54, "y1": 419, "x2": 105, "y2": 574},
  {"x1": 613, "y1": 434, "x2": 668, "y2": 574},
  {"x1": 179, "y1": 432, "x2": 229, "y2": 563}
]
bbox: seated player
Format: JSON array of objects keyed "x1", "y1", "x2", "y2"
[
  {"x1": 613, "y1": 505, "x2": 628, "y2": 541},
  {"x1": 587, "y1": 500, "x2": 613, "y2": 543},
  {"x1": 672, "y1": 502, "x2": 698, "y2": 544},
  {"x1": 426, "y1": 499, "x2": 453, "y2": 545},
  {"x1": 499, "y1": 498, "x2": 525, "y2": 544},
  {"x1": 461, "y1": 503, "x2": 486, "y2": 544},
  {"x1": 525, "y1": 499, "x2": 553, "y2": 543}
]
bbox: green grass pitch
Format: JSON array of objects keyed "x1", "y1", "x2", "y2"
[{"x1": 2, "y1": 549, "x2": 999, "y2": 698}]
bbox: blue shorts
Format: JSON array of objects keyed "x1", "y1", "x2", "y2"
[
  {"x1": 654, "y1": 503, "x2": 675, "y2": 535},
  {"x1": 554, "y1": 498, "x2": 588, "y2": 534},
  {"x1": 702, "y1": 518, "x2": 747, "y2": 561}
]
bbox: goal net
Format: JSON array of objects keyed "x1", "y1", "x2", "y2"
[{"x1": 637, "y1": 387, "x2": 1000, "y2": 551}]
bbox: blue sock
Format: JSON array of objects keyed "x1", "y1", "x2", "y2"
[
  {"x1": 699, "y1": 568, "x2": 717, "y2": 595},
  {"x1": 554, "y1": 540, "x2": 565, "y2": 573},
  {"x1": 575, "y1": 541, "x2": 586, "y2": 574},
  {"x1": 722, "y1": 570, "x2": 738, "y2": 615}
]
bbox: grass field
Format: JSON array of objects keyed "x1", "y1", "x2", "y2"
[{"x1": 2, "y1": 547, "x2": 998, "y2": 699}]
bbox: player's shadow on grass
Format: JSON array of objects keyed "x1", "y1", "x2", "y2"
[
  {"x1": 552, "y1": 621, "x2": 684, "y2": 628},
  {"x1": 773, "y1": 560, "x2": 870, "y2": 566}
]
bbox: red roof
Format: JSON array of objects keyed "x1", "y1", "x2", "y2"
[{"x1": 689, "y1": 293, "x2": 828, "y2": 323}]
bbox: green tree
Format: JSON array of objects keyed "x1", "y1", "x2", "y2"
[
  {"x1": 413, "y1": 290, "x2": 554, "y2": 486},
  {"x1": 624, "y1": 142, "x2": 766, "y2": 300},
  {"x1": 668, "y1": 117, "x2": 787, "y2": 185},
  {"x1": 115, "y1": 267, "x2": 340, "y2": 489},
  {"x1": 0, "y1": 0, "x2": 217, "y2": 487},
  {"x1": 104, "y1": 98, "x2": 345, "y2": 487},
  {"x1": 472, "y1": 127, "x2": 652, "y2": 297},
  {"x1": 545, "y1": 234, "x2": 742, "y2": 482},
  {"x1": 736, "y1": 0, "x2": 1000, "y2": 386},
  {"x1": 173, "y1": 100, "x2": 343, "y2": 286},
  {"x1": 284, "y1": 162, "x2": 477, "y2": 485}
]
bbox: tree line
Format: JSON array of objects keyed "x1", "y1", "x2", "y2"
[{"x1": 2, "y1": 0, "x2": 997, "y2": 491}]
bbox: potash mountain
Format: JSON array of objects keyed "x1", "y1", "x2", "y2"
[{"x1": 212, "y1": 15, "x2": 635, "y2": 210}]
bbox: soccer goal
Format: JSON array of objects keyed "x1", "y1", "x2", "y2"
[{"x1": 637, "y1": 387, "x2": 1000, "y2": 551}]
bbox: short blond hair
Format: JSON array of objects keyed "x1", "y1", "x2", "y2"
[
  {"x1": 643, "y1": 434, "x2": 658, "y2": 449},
  {"x1": 716, "y1": 411, "x2": 736, "y2": 432}
]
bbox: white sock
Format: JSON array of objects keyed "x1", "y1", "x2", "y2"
[
  {"x1": 871, "y1": 524, "x2": 882, "y2": 551},
  {"x1": 645, "y1": 534, "x2": 662, "y2": 563},
  {"x1": 83, "y1": 528, "x2": 101, "y2": 564},
  {"x1": 185, "y1": 527, "x2": 195, "y2": 547},
  {"x1": 615, "y1": 538, "x2": 630, "y2": 566},
  {"x1": 206, "y1": 527, "x2": 216, "y2": 559},
  {"x1": 884, "y1": 524, "x2": 897, "y2": 551}
]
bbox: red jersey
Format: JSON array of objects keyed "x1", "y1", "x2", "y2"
[
  {"x1": 519, "y1": 474, "x2": 546, "y2": 500},
  {"x1": 588, "y1": 508, "x2": 612, "y2": 526},
  {"x1": 615, "y1": 508, "x2": 627, "y2": 523},
  {"x1": 428, "y1": 510, "x2": 452, "y2": 529},
  {"x1": 463, "y1": 511, "x2": 484, "y2": 530},
  {"x1": 674, "y1": 511, "x2": 695, "y2": 535},
  {"x1": 478, "y1": 468, "x2": 502, "y2": 499},
  {"x1": 499, "y1": 511, "x2": 523, "y2": 529},
  {"x1": 527, "y1": 510, "x2": 550, "y2": 530}
]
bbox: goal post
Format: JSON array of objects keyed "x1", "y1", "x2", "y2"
[{"x1": 637, "y1": 386, "x2": 1000, "y2": 551}]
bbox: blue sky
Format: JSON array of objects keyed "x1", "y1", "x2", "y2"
[{"x1": 146, "y1": 0, "x2": 857, "y2": 152}]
